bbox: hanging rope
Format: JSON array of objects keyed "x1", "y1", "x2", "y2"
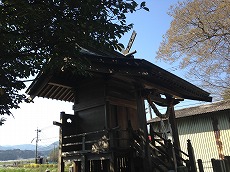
[
  {"x1": 147, "y1": 94, "x2": 175, "y2": 139},
  {"x1": 146, "y1": 95, "x2": 173, "y2": 119},
  {"x1": 160, "y1": 118, "x2": 168, "y2": 139},
  {"x1": 147, "y1": 94, "x2": 178, "y2": 170}
]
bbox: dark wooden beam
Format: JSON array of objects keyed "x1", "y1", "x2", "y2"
[{"x1": 169, "y1": 103, "x2": 182, "y2": 165}]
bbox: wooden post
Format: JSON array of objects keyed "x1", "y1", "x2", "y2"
[
  {"x1": 135, "y1": 87, "x2": 149, "y2": 172},
  {"x1": 58, "y1": 112, "x2": 65, "y2": 172},
  {"x1": 211, "y1": 158, "x2": 225, "y2": 172},
  {"x1": 104, "y1": 101, "x2": 110, "y2": 130},
  {"x1": 224, "y1": 156, "x2": 230, "y2": 172},
  {"x1": 149, "y1": 123, "x2": 155, "y2": 146},
  {"x1": 73, "y1": 161, "x2": 78, "y2": 172},
  {"x1": 82, "y1": 134, "x2": 86, "y2": 151},
  {"x1": 135, "y1": 88, "x2": 148, "y2": 143},
  {"x1": 187, "y1": 139, "x2": 197, "y2": 172},
  {"x1": 167, "y1": 139, "x2": 177, "y2": 170},
  {"x1": 197, "y1": 159, "x2": 204, "y2": 172},
  {"x1": 81, "y1": 155, "x2": 86, "y2": 172},
  {"x1": 104, "y1": 78, "x2": 109, "y2": 130},
  {"x1": 109, "y1": 155, "x2": 115, "y2": 172},
  {"x1": 169, "y1": 104, "x2": 182, "y2": 165}
]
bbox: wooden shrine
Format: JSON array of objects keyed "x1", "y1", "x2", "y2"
[{"x1": 27, "y1": 47, "x2": 212, "y2": 172}]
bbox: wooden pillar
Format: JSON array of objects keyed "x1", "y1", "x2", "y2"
[
  {"x1": 135, "y1": 88, "x2": 148, "y2": 139},
  {"x1": 135, "y1": 87, "x2": 150, "y2": 172},
  {"x1": 58, "y1": 112, "x2": 65, "y2": 172},
  {"x1": 104, "y1": 77, "x2": 109, "y2": 130},
  {"x1": 224, "y1": 156, "x2": 230, "y2": 172},
  {"x1": 187, "y1": 139, "x2": 197, "y2": 172},
  {"x1": 197, "y1": 159, "x2": 204, "y2": 172},
  {"x1": 73, "y1": 161, "x2": 78, "y2": 172},
  {"x1": 169, "y1": 104, "x2": 182, "y2": 165},
  {"x1": 81, "y1": 156, "x2": 86, "y2": 172},
  {"x1": 211, "y1": 158, "x2": 226, "y2": 172},
  {"x1": 104, "y1": 100, "x2": 110, "y2": 130},
  {"x1": 109, "y1": 155, "x2": 115, "y2": 172}
]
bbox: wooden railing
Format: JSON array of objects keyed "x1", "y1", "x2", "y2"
[
  {"x1": 62, "y1": 129, "x2": 109, "y2": 157},
  {"x1": 61, "y1": 124, "x2": 196, "y2": 172},
  {"x1": 151, "y1": 130, "x2": 197, "y2": 172},
  {"x1": 131, "y1": 129, "x2": 174, "y2": 171},
  {"x1": 61, "y1": 126, "x2": 133, "y2": 157}
]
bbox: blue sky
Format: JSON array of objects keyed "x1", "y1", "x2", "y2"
[{"x1": 0, "y1": 0, "x2": 207, "y2": 146}]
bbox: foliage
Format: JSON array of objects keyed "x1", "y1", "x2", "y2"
[
  {"x1": 0, "y1": 117, "x2": 6, "y2": 125},
  {"x1": 0, "y1": 163, "x2": 65, "y2": 172},
  {"x1": 156, "y1": 0, "x2": 230, "y2": 100},
  {"x1": 48, "y1": 147, "x2": 58, "y2": 163},
  {"x1": 0, "y1": 165, "x2": 58, "y2": 172},
  {"x1": 222, "y1": 88, "x2": 230, "y2": 100},
  {"x1": 0, "y1": 0, "x2": 149, "y2": 117}
]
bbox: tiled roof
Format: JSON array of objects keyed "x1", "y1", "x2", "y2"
[
  {"x1": 148, "y1": 99, "x2": 230, "y2": 123},
  {"x1": 175, "y1": 99, "x2": 230, "y2": 118},
  {"x1": 27, "y1": 51, "x2": 212, "y2": 102}
]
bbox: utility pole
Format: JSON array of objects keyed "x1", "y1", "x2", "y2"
[{"x1": 32, "y1": 127, "x2": 41, "y2": 164}]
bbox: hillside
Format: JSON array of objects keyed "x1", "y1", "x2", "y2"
[
  {"x1": 0, "y1": 149, "x2": 35, "y2": 161},
  {"x1": 0, "y1": 142, "x2": 58, "y2": 161},
  {"x1": 0, "y1": 141, "x2": 58, "y2": 151},
  {"x1": 0, "y1": 144, "x2": 35, "y2": 151}
]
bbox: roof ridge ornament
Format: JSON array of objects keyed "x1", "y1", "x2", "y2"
[{"x1": 122, "y1": 30, "x2": 137, "y2": 57}]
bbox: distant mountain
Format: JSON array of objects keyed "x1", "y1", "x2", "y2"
[
  {"x1": 0, "y1": 145, "x2": 7, "y2": 150},
  {"x1": 0, "y1": 141, "x2": 58, "y2": 151},
  {"x1": 38, "y1": 141, "x2": 59, "y2": 151},
  {"x1": 0, "y1": 144, "x2": 35, "y2": 150},
  {"x1": 0, "y1": 141, "x2": 59, "y2": 161}
]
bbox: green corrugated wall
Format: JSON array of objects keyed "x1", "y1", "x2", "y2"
[{"x1": 177, "y1": 111, "x2": 230, "y2": 172}]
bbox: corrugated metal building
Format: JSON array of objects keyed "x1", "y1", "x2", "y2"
[{"x1": 148, "y1": 100, "x2": 230, "y2": 172}]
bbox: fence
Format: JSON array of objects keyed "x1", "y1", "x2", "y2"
[{"x1": 197, "y1": 156, "x2": 230, "y2": 172}]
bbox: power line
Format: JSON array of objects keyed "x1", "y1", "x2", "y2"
[
  {"x1": 38, "y1": 130, "x2": 58, "y2": 143},
  {"x1": 40, "y1": 125, "x2": 57, "y2": 130},
  {"x1": 40, "y1": 136, "x2": 58, "y2": 141},
  {"x1": 152, "y1": 101, "x2": 205, "y2": 112}
]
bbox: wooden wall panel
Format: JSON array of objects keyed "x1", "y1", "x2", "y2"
[
  {"x1": 107, "y1": 79, "x2": 135, "y2": 101},
  {"x1": 117, "y1": 106, "x2": 129, "y2": 148},
  {"x1": 127, "y1": 107, "x2": 139, "y2": 130},
  {"x1": 76, "y1": 78, "x2": 105, "y2": 105},
  {"x1": 77, "y1": 106, "x2": 105, "y2": 133}
]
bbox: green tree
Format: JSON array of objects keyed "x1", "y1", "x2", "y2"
[
  {"x1": 0, "y1": 117, "x2": 6, "y2": 126},
  {"x1": 222, "y1": 88, "x2": 230, "y2": 100},
  {"x1": 49, "y1": 147, "x2": 58, "y2": 163},
  {"x1": 0, "y1": 0, "x2": 149, "y2": 117},
  {"x1": 156, "y1": 0, "x2": 229, "y2": 100}
]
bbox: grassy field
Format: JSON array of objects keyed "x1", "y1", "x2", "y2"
[
  {"x1": 0, "y1": 167, "x2": 56, "y2": 172},
  {"x1": 0, "y1": 161, "x2": 71, "y2": 172},
  {"x1": 0, "y1": 164, "x2": 60, "y2": 172}
]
